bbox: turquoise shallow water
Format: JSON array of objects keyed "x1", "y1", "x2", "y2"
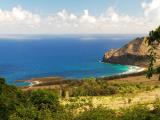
[{"x1": 0, "y1": 35, "x2": 140, "y2": 86}]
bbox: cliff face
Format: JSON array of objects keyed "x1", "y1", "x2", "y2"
[{"x1": 103, "y1": 37, "x2": 160, "y2": 67}]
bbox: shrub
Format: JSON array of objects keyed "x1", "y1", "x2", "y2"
[
  {"x1": 9, "y1": 104, "x2": 38, "y2": 120},
  {"x1": 52, "y1": 110, "x2": 74, "y2": 120},
  {"x1": 37, "y1": 109, "x2": 53, "y2": 120},
  {"x1": 0, "y1": 77, "x2": 5, "y2": 85},
  {"x1": 120, "y1": 105, "x2": 159, "y2": 120},
  {"x1": 28, "y1": 90, "x2": 59, "y2": 112},
  {"x1": 75, "y1": 107, "x2": 117, "y2": 120},
  {"x1": 70, "y1": 78, "x2": 156, "y2": 97}
]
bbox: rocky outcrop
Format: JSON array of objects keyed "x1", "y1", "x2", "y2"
[{"x1": 103, "y1": 37, "x2": 160, "y2": 67}]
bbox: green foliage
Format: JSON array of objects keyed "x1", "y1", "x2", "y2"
[
  {"x1": 70, "y1": 78, "x2": 157, "y2": 97},
  {"x1": 120, "y1": 105, "x2": 155, "y2": 120},
  {"x1": 75, "y1": 107, "x2": 117, "y2": 120},
  {"x1": 0, "y1": 78, "x2": 20, "y2": 120},
  {"x1": 0, "y1": 78, "x2": 64, "y2": 120},
  {"x1": 37, "y1": 109, "x2": 53, "y2": 120},
  {"x1": 1, "y1": 77, "x2": 160, "y2": 120},
  {"x1": 75, "y1": 103, "x2": 160, "y2": 120},
  {"x1": 0, "y1": 77, "x2": 5, "y2": 85},
  {"x1": 147, "y1": 26, "x2": 160, "y2": 79},
  {"x1": 9, "y1": 104, "x2": 38, "y2": 120},
  {"x1": 71, "y1": 79, "x2": 117, "y2": 96},
  {"x1": 52, "y1": 110, "x2": 74, "y2": 120},
  {"x1": 28, "y1": 90, "x2": 59, "y2": 111}
]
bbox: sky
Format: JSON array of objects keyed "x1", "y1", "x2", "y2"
[{"x1": 0, "y1": 0, "x2": 159, "y2": 34}]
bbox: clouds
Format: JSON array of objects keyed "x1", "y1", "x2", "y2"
[
  {"x1": 80, "y1": 10, "x2": 96, "y2": 23},
  {"x1": 0, "y1": 6, "x2": 41, "y2": 34},
  {"x1": 0, "y1": 0, "x2": 159, "y2": 34},
  {"x1": 0, "y1": 6, "x2": 40, "y2": 25},
  {"x1": 142, "y1": 0, "x2": 160, "y2": 23}
]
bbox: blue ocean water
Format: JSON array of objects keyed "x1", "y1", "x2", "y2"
[{"x1": 0, "y1": 35, "x2": 141, "y2": 85}]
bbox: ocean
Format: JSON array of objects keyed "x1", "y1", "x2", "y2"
[{"x1": 0, "y1": 34, "x2": 142, "y2": 86}]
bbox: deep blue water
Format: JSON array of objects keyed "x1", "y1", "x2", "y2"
[{"x1": 0, "y1": 35, "x2": 141, "y2": 85}]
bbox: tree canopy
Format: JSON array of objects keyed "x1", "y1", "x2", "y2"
[{"x1": 146, "y1": 26, "x2": 160, "y2": 80}]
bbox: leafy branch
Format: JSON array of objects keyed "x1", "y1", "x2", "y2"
[{"x1": 146, "y1": 26, "x2": 160, "y2": 80}]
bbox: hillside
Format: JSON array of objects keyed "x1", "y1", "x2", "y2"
[{"x1": 103, "y1": 37, "x2": 160, "y2": 67}]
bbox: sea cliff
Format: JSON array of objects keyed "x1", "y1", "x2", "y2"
[{"x1": 103, "y1": 37, "x2": 160, "y2": 67}]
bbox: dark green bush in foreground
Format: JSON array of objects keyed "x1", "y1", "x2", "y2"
[
  {"x1": 0, "y1": 78, "x2": 64, "y2": 120},
  {"x1": 29, "y1": 90, "x2": 59, "y2": 111}
]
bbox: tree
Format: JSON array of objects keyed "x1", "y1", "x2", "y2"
[
  {"x1": 29, "y1": 90, "x2": 59, "y2": 112},
  {"x1": 146, "y1": 26, "x2": 160, "y2": 80},
  {"x1": 0, "y1": 78, "x2": 20, "y2": 120}
]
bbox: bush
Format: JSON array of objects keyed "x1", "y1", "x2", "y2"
[
  {"x1": 52, "y1": 110, "x2": 74, "y2": 120},
  {"x1": 75, "y1": 107, "x2": 117, "y2": 120},
  {"x1": 9, "y1": 104, "x2": 38, "y2": 120},
  {"x1": 0, "y1": 77, "x2": 5, "y2": 85},
  {"x1": 75, "y1": 104, "x2": 160, "y2": 120},
  {"x1": 0, "y1": 78, "x2": 61, "y2": 119},
  {"x1": 0, "y1": 78, "x2": 20, "y2": 120},
  {"x1": 70, "y1": 78, "x2": 156, "y2": 97},
  {"x1": 37, "y1": 109, "x2": 53, "y2": 120},
  {"x1": 120, "y1": 105, "x2": 159, "y2": 120},
  {"x1": 28, "y1": 90, "x2": 59, "y2": 111}
]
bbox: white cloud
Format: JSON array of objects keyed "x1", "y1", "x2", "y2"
[
  {"x1": 0, "y1": 0, "x2": 159, "y2": 34},
  {"x1": 80, "y1": 10, "x2": 96, "y2": 23},
  {"x1": 0, "y1": 6, "x2": 40, "y2": 25},
  {"x1": 104, "y1": 7, "x2": 119, "y2": 22},
  {"x1": 142, "y1": 0, "x2": 160, "y2": 24}
]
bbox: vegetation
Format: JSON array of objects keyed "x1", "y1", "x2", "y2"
[
  {"x1": 147, "y1": 26, "x2": 160, "y2": 80},
  {"x1": 0, "y1": 77, "x2": 73, "y2": 120},
  {"x1": 75, "y1": 103, "x2": 160, "y2": 120},
  {"x1": 1, "y1": 76, "x2": 160, "y2": 120},
  {"x1": 75, "y1": 107, "x2": 117, "y2": 120},
  {"x1": 68, "y1": 78, "x2": 159, "y2": 97}
]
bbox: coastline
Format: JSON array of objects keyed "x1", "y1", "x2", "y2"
[
  {"x1": 100, "y1": 61, "x2": 146, "y2": 74},
  {"x1": 28, "y1": 81, "x2": 40, "y2": 86},
  {"x1": 15, "y1": 76, "x2": 67, "y2": 87},
  {"x1": 16, "y1": 64, "x2": 147, "y2": 88},
  {"x1": 121, "y1": 65, "x2": 146, "y2": 75}
]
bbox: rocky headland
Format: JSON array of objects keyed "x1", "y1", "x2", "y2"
[{"x1": 103, "y1": 37, "x2": 160, "y2": 67}]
